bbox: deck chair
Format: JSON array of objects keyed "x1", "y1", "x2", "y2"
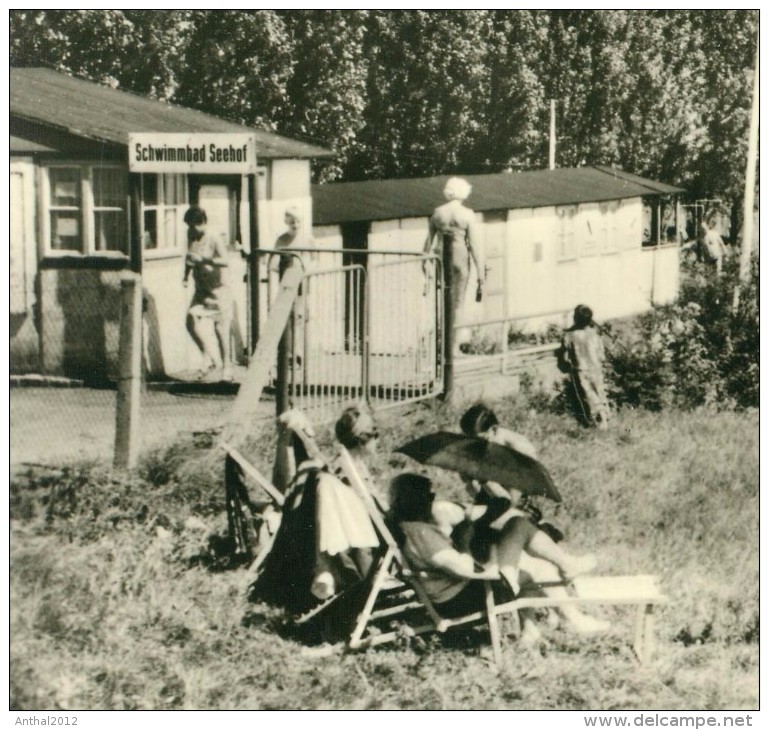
[
  {"x1": 221, "y1": 408, "x2": 327, "y2": 571},
  {"x1": 336, "y1": 448, "x2": 667, "y2": 665},
  {"x1": 335, "y1": 447, "x2": 509, "y2": 652},
  {"x1": 242, "y1": 420, "x2": 382, "y2": 636}
]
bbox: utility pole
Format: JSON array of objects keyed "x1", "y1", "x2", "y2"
[
  {"x1": 549, "y1": 99, "x2": 556, "y2": 170},
  {"x1": 740, "y1": 38, "x2": 759, "y2": 283}
]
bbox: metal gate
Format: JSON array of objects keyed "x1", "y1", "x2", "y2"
[{"x1": 267, "y1": 253, "x2": 443, "y2": 421}]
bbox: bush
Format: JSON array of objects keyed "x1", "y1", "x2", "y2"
[
  {"x1": 605, "y1": 302, "x2": 721, "y2": 410},
  {"x1": 604, "y1": 252, "x2": 759, "y2": 411}
]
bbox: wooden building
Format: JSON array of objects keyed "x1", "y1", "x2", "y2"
[
  {"x1": 10, "y1": 67, "x2": 331, "y2": 380},
  {"x1": 310, "y1": 167, "x2": 683, "y2": 342}
]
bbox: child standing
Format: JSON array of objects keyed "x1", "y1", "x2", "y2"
[{"x1": 559, "y1": 305, "x2": 610, "y2": 429}]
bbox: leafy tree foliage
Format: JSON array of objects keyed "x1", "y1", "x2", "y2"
[
  {"x1": 172, "y1": 10, "x2": 294, "y2": 132},
  {"x1": 351, "y1": 10, "x2": 493, "y2": 179},
  {"x1": 9, "y1": 8, "x2": 758, "y2": 202},
  {"x1": 278, "y1": 10, "x2": 370, "y2": 181},
  {"x1": 9, "y1": 9, "x2": 189, "y2": 99},
  {"x1": 467, "y1": 10, "x2": 550, "y2": 172}
]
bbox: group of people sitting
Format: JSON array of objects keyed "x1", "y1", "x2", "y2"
[{"x1": 248, "y1": 402, "x2": 610, "y2": 646}]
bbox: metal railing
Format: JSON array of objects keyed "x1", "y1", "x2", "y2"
[
  {"x1": 452, "y1": 308, "x2": 571, "y2": 378},
  {"x1": 255, "y1": 248, "x2": 443, "y2": 421}
]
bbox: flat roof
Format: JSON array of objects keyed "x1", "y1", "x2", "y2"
[
  {"x1": 312, "y1": 167, "x2": 684, "y2": 225},
  {"x1": 10, "y1": 67, "x2": 333, "y2": 160}
]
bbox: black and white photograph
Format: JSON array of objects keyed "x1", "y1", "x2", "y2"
[{"x1": 7, "y1": 8, "x2": 760, "y2": 716}]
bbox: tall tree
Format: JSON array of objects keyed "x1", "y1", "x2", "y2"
[
  {"x1": 469, "y1": 9, "x2": 550, "y2": 172},
  {"x1": 686, "y1": 10, "x2": 759, "y2": 203},
  {"x1": 173, "y1": 10, "x2": 294, "y2": 132},
  {"x1": 9, "y1": 9, "x2": 189, "y2": 99},
  {"x1": 279, "y1": 10, "x2": 369, "y2": 181},
  {"x1": 351, "y1": 10, "x2": 492, "y2": 180},
  {"x1": 10, "y1": 8, "x2": 758, "y2": 198}
]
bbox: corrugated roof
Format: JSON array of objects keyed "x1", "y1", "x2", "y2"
[
  {"x1": 312, "y1": 167, "x2": 684, "y2": 226},
  {"x1": 10, "y1": 67, "x2": 333, "y2": 160}
]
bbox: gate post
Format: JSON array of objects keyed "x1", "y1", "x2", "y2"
[
  {"x1": 247, "y1": 173, "x2": 260, "y2": 352},
  {"x1": 442, "y1": 247, "x2": 455, "y2": 400}
]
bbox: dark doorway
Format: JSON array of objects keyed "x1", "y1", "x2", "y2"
[{"x1": 341, "y1": 221, "x2": 369, "y2": 354}]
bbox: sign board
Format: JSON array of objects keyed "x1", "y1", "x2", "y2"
[{"x1": 128, "y1": 133, "x2": 257, "y2": 174}]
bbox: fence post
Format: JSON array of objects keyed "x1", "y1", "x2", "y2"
[
  {"x1": 442, "y1": 246, "x2": 455, "y2": 400},
  {"x1": 248, "y1": 173, "x2": 261, "y2": 353},
  {"x1": 114, "y1": 273, "x2": 143, "y2": 469}
]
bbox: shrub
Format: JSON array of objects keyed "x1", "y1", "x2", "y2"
[
  {"x1": 605, "y1": 302, "x2": 721, "y2": 410},
  {"x1": 604, "y1": 252, "x2": 758, "y2": 411}
]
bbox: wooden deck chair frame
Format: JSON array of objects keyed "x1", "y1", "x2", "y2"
[
  {"x1": 224, "y1": 414, "x2": 667, "y2": 665},
  {"x1": 337, "y1": 447, "x2": 667, "y2": 665},
  {"x1": 221, "y1": 410, "x2": 329, "y2": 583},
  {"x1": 336, "y1": 447, "x2": 511, "y2": 655}
]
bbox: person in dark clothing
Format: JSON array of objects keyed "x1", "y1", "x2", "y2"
[
  {"x1": 559, "y1": 305, "x2": 610, "y2": 429},
  {"x1": 389, "y1": 473, "x2": 602, "y2": 625}
]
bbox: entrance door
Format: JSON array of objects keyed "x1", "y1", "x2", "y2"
[
  {"x1": 197, "y1": 183, "x2": 247, "y2": 365},
  {"x1": 482, "y1": 210, "x2": 508, "y2": 320},
  {"x1": 198, "y1": 184, "x2": 233, "y2": 248}
]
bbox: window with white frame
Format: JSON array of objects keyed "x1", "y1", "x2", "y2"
[
  {"x1": 44, "y1": 164, "x2": 127, "y2": 255},
  {"x1": 141, "y1": 173, "x2": 188, "y2": 253}
]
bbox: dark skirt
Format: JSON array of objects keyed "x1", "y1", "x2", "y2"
[{"x1": 435, "y1": 578, "x2": 515, "y2": 619}]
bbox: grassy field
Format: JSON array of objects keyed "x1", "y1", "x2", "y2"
[{"x1": 9, "y1": 397, "x2": 759, "y2": 710}]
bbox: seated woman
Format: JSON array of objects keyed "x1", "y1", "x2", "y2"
[
  {"x1": 389, "y1": 473, "x2": 600, "y2": 622},
  {"x1": 248, "y1": 407, "x2": 379, "y2": 617},
  {"x1": 333, "y1": 404, "x2": 381, "y2": 497},
  {"x1": 460, "y1": 402, "x2": 538, "y2": 459},
  {"x1": 458, "y1": 403, "x2": 611, "y2": 638}
]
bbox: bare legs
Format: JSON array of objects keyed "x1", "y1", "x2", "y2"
[
  {"x1": 491, "y1": 517, "x2": 610, "y2": 641},
  {"x1": 186, "y1": 312, "x2": 219, "y2": 372},
  {"x1": 186, "y1": 303, "x2": 233, "y2": 380},
  {"x1": 519, "y1": 554, "x2": 611, "y2": 637}
]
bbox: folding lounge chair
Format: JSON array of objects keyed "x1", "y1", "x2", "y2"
[
  {"x1": 336, "y1": 448, "x2": 667, "y2": 665},
  {"x1": 221, "y1": 408, "x2": 327, "y2": 572},
  {"x1": 335, "y1": 446, "x2": 514, "y2": 654},
  {"x1": 227, "y1": 415, "x2": 667, "y2": 665}
]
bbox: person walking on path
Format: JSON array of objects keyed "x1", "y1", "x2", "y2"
[
  {"x1": 559, "y1": 305, "x2": 611, "y2": 429},
  {"x1": 183, "y1": 206, "x2": 233, "y2": 382}
]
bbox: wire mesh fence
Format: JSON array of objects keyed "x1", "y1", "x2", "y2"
[
  {"x1": 10, "y1": 249, "x2": 444, "y2": 468},
  {"x1": 10, "y1": 290, "x2": 263, "y2": 468}
]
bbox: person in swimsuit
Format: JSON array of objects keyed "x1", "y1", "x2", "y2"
[
  {"x1": 389, "y1": 473, "x2": 604, "y2": 634},
  {"x1": 272, "y1": 207, "x2": 316, "y2": 278},
  {"x1": 183, "y1": 206, "x2": 233, "y2": 381},
  {"x1": 424, "y1": 177, "x2": 484, "y2": 350}
]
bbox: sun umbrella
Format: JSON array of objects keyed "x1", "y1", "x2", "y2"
[{"x1": 395, "y1": 431, "x2": 561, "y2": 502}]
